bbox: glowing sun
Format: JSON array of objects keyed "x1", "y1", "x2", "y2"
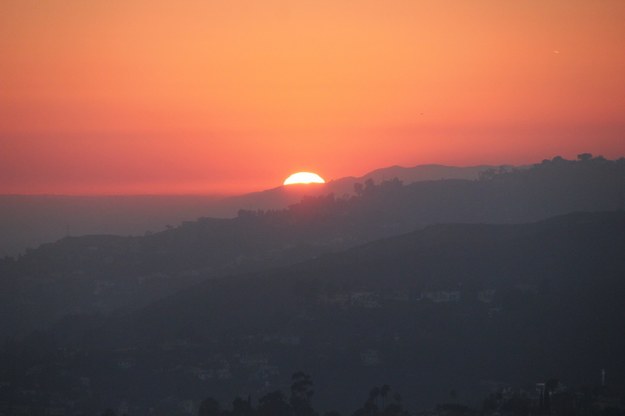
[{"x1": 283, "y1": 172, "x2": 326, "y2": 186}]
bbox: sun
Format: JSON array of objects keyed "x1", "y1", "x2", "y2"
[{"x1": 283, "y1": 172, "x2": 326, "y2": 186}]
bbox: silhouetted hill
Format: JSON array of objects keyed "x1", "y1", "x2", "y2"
[
  {"x1": 124, "y1": 210, "x2": 625, "y2": 344},
  {"x1": 361, "y1": 163, "x2": 499, "y2": 184},
  {"x1": 0, "y1": 194, "x2": 222, "y2": 257},
  {"x1": 10, "y1": 211, "x2": 625, "y2": 414},
  {"x1": 0, "y1": 164, "x2": 496, "y2": 258},
  {"x1": 1, "y1": 155, "x2": 623, "y2": 335},
  {"x1": 209, "y1": 164, "x2": 500, "y2": 217}
]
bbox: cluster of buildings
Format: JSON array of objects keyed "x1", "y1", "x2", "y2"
[{"x1": 318, "y1": 288, "x2": 500, "y2": 308}]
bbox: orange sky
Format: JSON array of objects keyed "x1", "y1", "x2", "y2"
[{"x1": 2, "y1": 0, "x2": 625, "y2": 195}]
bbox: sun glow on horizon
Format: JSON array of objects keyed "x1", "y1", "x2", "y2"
[
  {"x1": 1, "y1": 1, "x2": 625, "y2": 195},
  {"x1": 283, "y1": 172, "x2": 326, "y2": 186}
]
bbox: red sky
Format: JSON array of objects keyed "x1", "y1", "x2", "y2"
[{"x1": 2, "y1": 0, "x2": 625, "y2": 195}]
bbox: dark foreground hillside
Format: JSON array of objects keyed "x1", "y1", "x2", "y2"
[{"x1": 3, "y1": 211, "x2": 625, "y2": 415}]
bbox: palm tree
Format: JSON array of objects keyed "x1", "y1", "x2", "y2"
[
  {"x1": 368, "y1": 386, "x2": 380, "y2": 407},
  {"x1": 380, "y1": 385, "x2": 390, "y2": 409}
]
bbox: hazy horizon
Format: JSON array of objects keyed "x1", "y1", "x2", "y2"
[
  {"x1": 3, "y1": 0, "x2": 625, "y2": 195},
  {"x1": 0, "y1": 156, "x2": 592, "y2": 196},
  {"x1": 0, "y1": 161, "x2": 499, "y2": 257},
  {"x1": 3, "y1": 1, "x2": 625, "y2": 414}
]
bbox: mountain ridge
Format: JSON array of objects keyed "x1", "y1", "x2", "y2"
[
  {"x1": 0, "y1": 163, "x2": 499, "y2": 258},
  {"x1": 2, "y1": 155, "x2": 623, "y2": 336},
  {"x1": 41, "y1": 210, "x2": 625, "y2": 412}
]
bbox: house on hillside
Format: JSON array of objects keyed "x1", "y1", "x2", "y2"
[
  {"x1": 350, "y1": 291, "x2": 381, "y2": 308},
  {"x1": 477, "y1": 289, "x2": 496, "y2": 303},
  {"x1": 421, "y1": 290, "x2": 461, "y2": 303},
  {"x1": 360, "y1": 349, "x2": 380, "y2": 366}
]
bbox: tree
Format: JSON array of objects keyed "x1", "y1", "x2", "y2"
[
  {"x1": 231, "y1": 396, "x2": 253, "y2": 416},
  {"x1": 290, "y1": 371, "x2": 315, "y2": 416},
  {"x1": 450, "y1": 389, "x2": 458, "y2": 403},
  {"x1": 258, "y1": 390, "x2": 290, "y2": 416},
  {"x1": 354, "y1": 183, "x2": 364, "y2": 196},
  {"x1": 199, "y1": 397, "x2": 221, "y2": 416},
  {"x1": 368, "y1": 386, "x2": 380, "y2": 406},
  {"x1": 380, "y1": 385, "x2": 390, "y2": 409},
  {"x1": 351, "y1": 386, "x2": 380, "y2": 416},
  {"x1": 364, "y1": 179, "x2": 376, "y2": 195}
]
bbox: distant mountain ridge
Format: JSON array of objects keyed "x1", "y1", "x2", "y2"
[
  {"x1": 362, "y1": 163, "x2": 500, "y2": 183},
  {"x1": 211, "y1": 163, "x2": 501, "y2": 216},
  {"x1": 0, "y1": 164, "x2": 498, "y2": 258},
  {"x1": 1, "y1": 155, "x2": 623, "y2": 337}
]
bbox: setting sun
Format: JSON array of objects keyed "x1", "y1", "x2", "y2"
[{"x1": 283, "y1": 172, "x2": 326, "y2": 186}]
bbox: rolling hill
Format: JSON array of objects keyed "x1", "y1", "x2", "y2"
[{"x1": 16, "y1": 211, "x2": 625, "y2": 413}]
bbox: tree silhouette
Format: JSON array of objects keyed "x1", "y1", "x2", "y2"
[
  {"x1": 231, "y1": 396, "x2": 253, "y2": 416},
  {"x1": 380, "y1": 384, "x2": 390, "y2": 409},
  {"x1": 354, "y1": 182, "x2": 364, "y2": 196},
  {"x1": 258, "y1": 390, "x2": 290, "y2": 416},
  {"x1": 369, "y1": 386, "x2": 380, "y2": 406},
  {"x1": 364, "y1": 179, "x2": 376, "y2": 196},
  {"x1": 290, "y1": 371, "x2": 316, "y2": 416},
  {"x1": 351, "y1": 385, "x2": 408, "y2": 416},
  {"x1": 198, "y1": 397, "x2": 221, "y2": 416},
  {"x1": 450, "y1": 389, "x2": 458, "y2": 403},
  {"x1": 352, "y1": 386, "x2": 381, "y2": 416}
]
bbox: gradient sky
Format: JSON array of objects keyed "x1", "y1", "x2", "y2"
[{"x1": 2, "y1": 0, "x2": 625, "y2": 195}]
